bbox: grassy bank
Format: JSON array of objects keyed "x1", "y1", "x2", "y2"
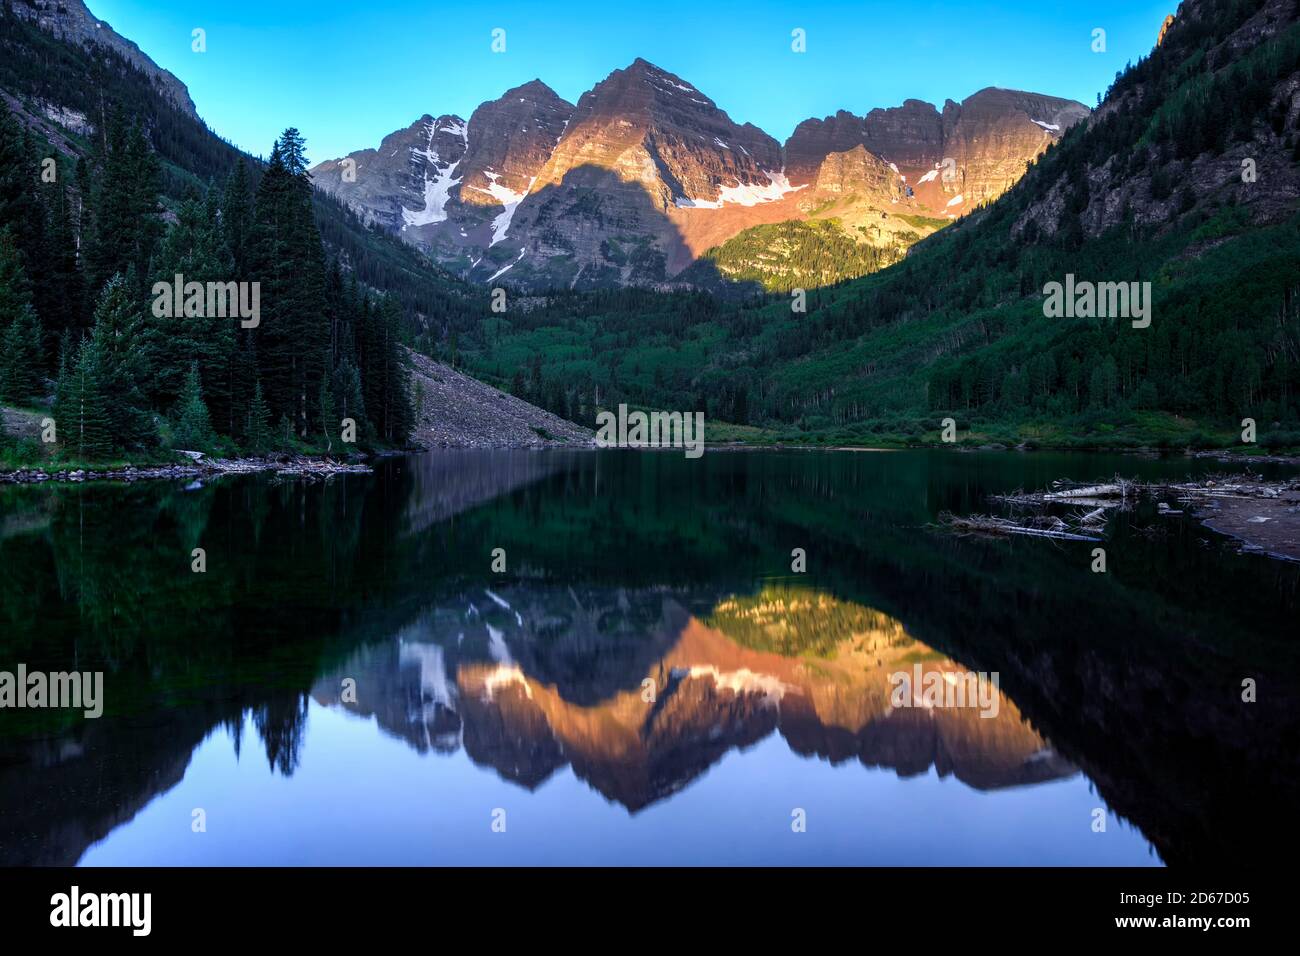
[{"x1": 705, "y1": 410, "x2": 1300, "y2": 454}]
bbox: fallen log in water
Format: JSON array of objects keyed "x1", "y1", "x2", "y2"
[
  {"x1": 936, "y1": 512, "x2": 1104, "y2": 542},
  {"x1": 993, "y1": 476, "x2": 1135, "y2": 507},
  {"x1": 995, "y1": 474, "x2": 1297, "y2": 509},
  {"x1": 1043, "y1": 482, "x2": 1128, "y2": 500}
]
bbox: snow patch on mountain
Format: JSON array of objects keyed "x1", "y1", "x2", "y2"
[
  {"x1": 675, "y1": 170, "x2": 806, "y2": 209},
  {"x1": 402, "y1": 160, "x2": 460, "y2": 226},
  {"x1": 468, "y1": 170, "x2": 536, "y2": 245},
  {"x1": 717, "y1": 170, "x2": 806, "y2": 206},
  {"x1": 674, "y1": 196, "x2": 721, "y2": 209},
  {"x1": 487, "y1": 250, "x2": 527, "y2": 282},
  {"x1": 481, "y1": 664, "x2": 533, "y2": 701},
  {"x1": 401, "y1": 118, "x2": 468, "y2": 228},
  {"x1": 1031, "y1": 119, "x2": 1061, "y2": 131},
  {"x1": 441, "y1": 117, "x2": 469, "y2": 138}
]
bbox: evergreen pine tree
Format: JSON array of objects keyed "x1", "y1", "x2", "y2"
[
  {"x1": 370, "y1": 295, "x2": 413, "y2": 444},
  {"x1": 0, "y1": 228, "x2": 42, "y2": 402},
  {"x1": 172, "y1": 362, "x2": 215, "y2": 451},
  {"x1": 277, "y1": 413, "x2": 295, "y2": 448},
  {"x1": 54, "y1": 336, "x2": 113, "y2": 460},
  {"x1": 35, "y1": 156, "x2": 87, "y2": 359},
  {"x1": 123, "y1": 121, "x2": 164, "y2": 290},
  {"x1": 220, "y1": 159, "x2": 254, "y2": 274},
  {"x1": 230, "y1": 331, "x2": 259, "y2": 440},
  {"x1": 245, "y1": 379, "x2": 272, "y2": 454},
  {"x1": 336, "y1": 357, "x2": 367, "y2": 443},
  {"x1": 0, "y1": 100, "x2": 38, "y2": 251},
  {"x1": 83, "y1": 115, "x2": 162, "y2": 297},
  {"x1": 145, "y1": 190, "x2": 235, "y2": 415},
  {"x1": 248, "y1": 130, "x2": 328, "y2": 438},
  {"x1": 88, "y1": 272, "x2": 153, "y2": 449}
]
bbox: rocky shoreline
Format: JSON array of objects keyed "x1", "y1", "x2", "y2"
[
  {"x1": 0, "y1": 453, "x2": 372, "y2": 485},
  {"x1": 1188, "y1": 486, "x2": 1300, "y2": 562}
]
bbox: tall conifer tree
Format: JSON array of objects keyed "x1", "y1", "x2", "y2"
[
  {"x1": 54, "y1": 337, "x2": 112, "y2": 460},
  {"x1": 88, "y1": 272, "x2": 152, "y2": 449},
  {"x1": 0, "y1": 228, "x2": 41, "y2": 402},
  {"x1": 248, "y1": 130, "x2": 328, "y2": 437}
]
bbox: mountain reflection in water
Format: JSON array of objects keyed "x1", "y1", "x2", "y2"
[
  {"x1": 1, "y1": 448, "x2": 1297, "y2": 866},
  {"x1": 313, "y1": 586, "x2": 1074, "y2": 811}
]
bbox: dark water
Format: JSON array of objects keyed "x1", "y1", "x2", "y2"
[{"x1": 1, "y1": 448, "x2": 1297, "y2": 866}]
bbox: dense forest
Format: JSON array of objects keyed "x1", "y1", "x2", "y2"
[
  {"x1": 0, "y1": 102, "x2": 413, "y2": 460},
  {"x1": 0, "y1": 1, "x2": 485, "y2": 463}
]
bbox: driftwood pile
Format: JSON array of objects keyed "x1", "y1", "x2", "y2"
[
  {"x1": 937, "y1": 474, "x2": 1300, "y2": 542},
  {"x1": 205, "y1": 455, "x2": 372, "y2": 480},
  {"x1": 997, "y1": 474, "x2": 1297, "y2": 508}
]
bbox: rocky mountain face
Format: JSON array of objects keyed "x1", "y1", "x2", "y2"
[
  {"x1": 455, "y1": 81, "x2": 572, "y2": 216},
  {"x1": 314, "y1": 82, "x2": 574, "y2": 282},
  {"x1": 1014, "y1": 0, "x2": 1300, "y2": 243},
  {"x1": 409, "y1": 80, "x2": 575, "y2": 272},
  {"x1": 788, "y1": 88, "x2": 1091, "y2": 213},
  {"x1": 532, "y1": 59, "x2": 784, "y2": 207},
  {"x1": 939, "y1": 88, "x2": 1092, "y2": 208},
  {"x1": 12, "y1": 0, "x2": 197, "y2": 118},
  {"x1": 313, "y1": 61, "x2": 1089, "y2": 291},
  {"x1": 814, "y1": 144, "x2": 906, "y2": 200},
  {"x1": 1158, "y1": 13, "x2": 1177, "y2": 46},
  {"x1": 493, "y1": 58, "x2": 794, "y2": 288},
  {"x1": 784, "y1": 110, "x2": 883, "y2": 185},
  {"x1": 312, "y1": 114, "x2": 468, "y2": 234}
]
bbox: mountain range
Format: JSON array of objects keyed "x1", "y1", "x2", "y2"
[
  {"x1": 3, "y1": 0, "x2": 1297, "y2": 453},
  {"x1": 449, "y1": 0, "x2": 1300, "y2": 447},
  {"x1": 311, "y1": 60, "x2": 1089, "y2": 290}
]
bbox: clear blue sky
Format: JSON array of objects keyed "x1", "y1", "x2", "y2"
[{"x1": 88, "y1": 0, "x2": 1175, "y2": 164}]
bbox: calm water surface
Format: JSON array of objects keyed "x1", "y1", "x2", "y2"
[{"x1": 1, "y1": 449, "x2": 1297, "y2": 866}]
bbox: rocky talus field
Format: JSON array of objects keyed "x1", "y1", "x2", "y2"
[{"x1": 405, "y1": 349, "x2": 592, "y2": 448}]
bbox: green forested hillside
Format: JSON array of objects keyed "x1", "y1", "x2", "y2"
[
  {"x1": 695, "y1": 218, "x2": 914, "y2": 292},
  {"x1": 461, "y1": 0, "x2": 1300, "y2": 449}
]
